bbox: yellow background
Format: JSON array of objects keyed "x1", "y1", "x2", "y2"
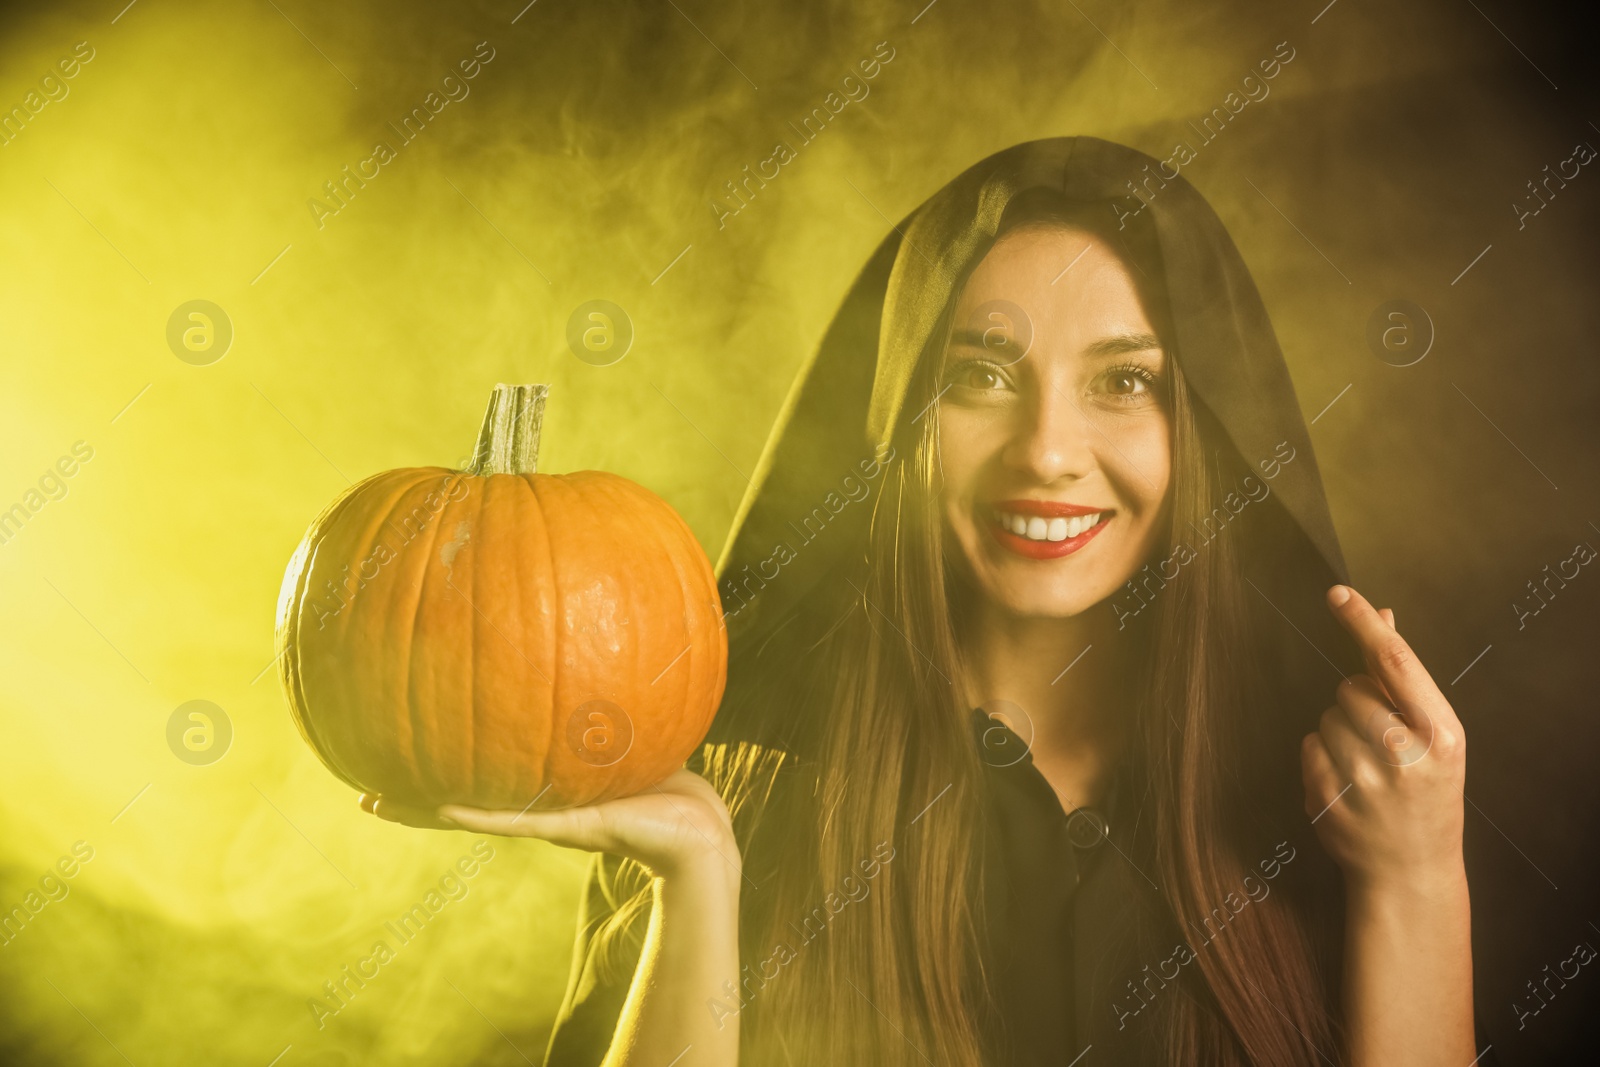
[{"x1": 1, "y1": 0, "x2": 1594, "y2": 1064}]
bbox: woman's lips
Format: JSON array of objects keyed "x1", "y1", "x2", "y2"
[{"x1": 986, "y1": 506, "x2": 1112, "y2": 559}]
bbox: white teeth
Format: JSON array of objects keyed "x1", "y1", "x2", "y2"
[{"x1": 994, "y1": 509, "x2": 1105, "y2": 542}]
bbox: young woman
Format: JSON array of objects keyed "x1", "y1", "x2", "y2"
[{"x1": 365, "y1": 137, "x2": 1479, "y2": 1066}]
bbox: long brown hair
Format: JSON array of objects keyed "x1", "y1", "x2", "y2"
[{"x1": 688, "y1": 193, "x2": 1342, "y2": 1065}]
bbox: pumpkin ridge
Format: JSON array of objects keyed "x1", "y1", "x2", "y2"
[
  {"x1": 641, "y1": 480, "x2": 721, "y2": 751},
  {"x1": 530, "y1": 472, "x2": 561, "y2": 806},
  {"x1": 619, "y1": 473, "x2": 720, "y2": 791},
  {"x1": 601, "y1": 476, "x2": 640, "y2": 800},
  {"x1": 500, "y1": 475, "x2": 526, "y2": 803},
  {"x1": 619, "y1": 475, "x2": 675, "y2": 798},
  {"x1": 342, "y1": 471, "x2": 441, "y2": 794},
  {"x1": 603, "y1": 476, "x2": 644, "y2": 800},
  {"x1": 280, "y1": 533, "x2": 340, "y2": 786},
  {"x1": 380, "y1": 476, "x2": 434, "y2": 796},
  {"x1": 287, "y1": 470, "x2": 421, "y2": 795},
  {"x1": 404, "y1": 474, "x2": 459, "y2": 802},
  {"x1": 513, "y1": 474, "x2": 550, "y2": 802},
  {"x1": 461, "y1": 476, "x2": 483, "y2": 803},
  {"x1": 372, "y1": 474, "x2": 433, "y2": 794},
  {"x1": 614, "y1": 476, "x2": 697, "y2": 777},
  {"x1": 572, "y1": 472, "x2": 635, "y2": 803},
  {"x1": 279, "y1": 490, "x2": 334, "y2": 775}
]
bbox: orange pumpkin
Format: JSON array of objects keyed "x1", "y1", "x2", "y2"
[{"x1": 274, "y1": 384, "x2": 727, "y2": 811}]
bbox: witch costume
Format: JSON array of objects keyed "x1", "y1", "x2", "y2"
[{"x1": 539, "y1": 137, "x2": 1478, "y2": 1066}]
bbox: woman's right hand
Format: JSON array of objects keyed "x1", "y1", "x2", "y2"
[{"x1": 359, "y1": 768, "x2": 743, "y2": 881}]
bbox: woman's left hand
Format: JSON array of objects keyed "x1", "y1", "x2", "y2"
[{"x1": 1301, "y1": 584, "x2": 1467, "y2": 891}]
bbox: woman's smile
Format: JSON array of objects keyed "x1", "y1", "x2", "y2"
[{"x1": 984, "y1": 500, "x2": 1115, "y2": 559}]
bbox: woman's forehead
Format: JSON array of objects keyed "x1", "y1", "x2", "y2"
[{"x1": 948, "y1": 226, "x2": 1162, "y2": 355}]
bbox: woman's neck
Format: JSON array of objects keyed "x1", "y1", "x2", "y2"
[{"x1": 958, "y1": 598, "x2": 1134, "y2": 811}]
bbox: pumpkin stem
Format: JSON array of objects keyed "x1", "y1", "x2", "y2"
[{"x1": 467, "y1": 383, "x2": 549, "y2": 475}]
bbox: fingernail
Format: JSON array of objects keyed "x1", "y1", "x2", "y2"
[
  {"x1": 1330, "y1": 585, "x2": 1352, "y2": 606},
  {"x1": 359, "y1": 794, "x2": 378, "y2": 814}
]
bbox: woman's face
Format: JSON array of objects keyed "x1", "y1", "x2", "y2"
[{"x1": 937, "y1": 224, "x2": 1172, "y2": 619}]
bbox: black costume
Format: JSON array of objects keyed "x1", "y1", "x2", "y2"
[
  {"x1": 545, "y1": 707, "x2": 1167, "y2": 1065},
  {"x1": 541, "y1": 137, "x2": 1490, "y2": 1065}
]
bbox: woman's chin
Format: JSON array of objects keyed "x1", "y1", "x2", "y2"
[{"x1": 978, "y1": 581, "x2": 1112, "y2": 621}]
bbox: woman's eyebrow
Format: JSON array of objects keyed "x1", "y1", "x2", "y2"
[
  {"x1": 1083, "y1": 332, "x2": 1163, "y2": 357},
  {"x1": 945, "y1": 327, "x2": 1162, "y2": 356},
  {"x1": 948, "y1": 325, "x2": 1019, "y2": 350}
]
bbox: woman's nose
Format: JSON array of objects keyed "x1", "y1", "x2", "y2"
[{"x1": 1000, "y1": 382, "x2": 1096, "y2": 483}]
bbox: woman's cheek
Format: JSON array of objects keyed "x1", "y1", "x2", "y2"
[
  {"x1": 1112, "y1": 415, "x2": 1172, "y2": 508},
  {"x1": 937, "y1": 412, "x2": 989, "y2": 501}
]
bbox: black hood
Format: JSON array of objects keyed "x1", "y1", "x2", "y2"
[{"x1": 713, "y1": 135, "x2": 1363, "y2": 732}]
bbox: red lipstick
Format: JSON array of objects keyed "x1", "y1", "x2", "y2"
[
  {"x1": 991, "y1": 499, "x2": 1102, "y2": 517},
  {"x1": 987, "y1": 500, "x2": 1112, "y2": 560}
]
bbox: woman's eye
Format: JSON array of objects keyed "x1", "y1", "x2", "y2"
[
  {"x1": 947, "y1": 361, "x2": 1010, "y2": 392},
  {"x1": 1099, "y1": 364, "x2": 1160, "y2": 402}
]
